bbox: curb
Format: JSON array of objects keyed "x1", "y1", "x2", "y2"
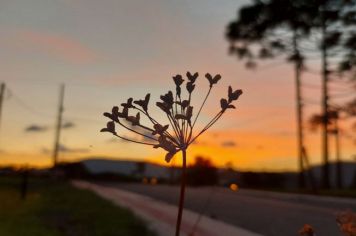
[{"x1": 73, "y1": 181, "x2": 263, "y2": 236}]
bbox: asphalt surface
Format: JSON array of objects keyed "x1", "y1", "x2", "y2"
[{"x1": 102, "y1": 183, "x2": 356, "y2": 236}]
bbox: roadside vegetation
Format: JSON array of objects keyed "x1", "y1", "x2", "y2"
[{"x1": 0, "y1": 176, "x2": 156, "y2": 236}]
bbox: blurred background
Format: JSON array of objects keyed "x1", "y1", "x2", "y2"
[{"x1": 0, "y1": 0, "x2": 356, "y2": 236}]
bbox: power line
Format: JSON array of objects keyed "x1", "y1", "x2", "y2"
[
  {"x1": 6, "y1": 88, "x2": 55, "y2": 119},
  {"x1": 302, "y1": 83, "x2": 355, "y2": 96},
  {"x1": 67, "y1": 115, "x2": 103, "y2": 124},
  {"x1": 330, "y1": 91, "x2": 356, "y2": 99},
  {"x1": 303, "y1": 98, "x2": 321, "y2": 105},
  {"x1": 6, "y1": 87, "x2": 127, "y2": 127},
  {"x1": 302, "y1": 83, "x2": 321, "y2": 90}
]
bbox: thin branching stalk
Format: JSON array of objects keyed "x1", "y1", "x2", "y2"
[
  {"x1": 189, "y1": 112, "x2": 224, "y2": 145},
  {"x1": 167, "y1": 114, "x2": 181, "y2": 139},
  {"x1": 101, "y1": 72, "x2": 242, "y2": 236},
  {"x1": 192, "y1": 86, "x2": 212, "y2": 128},
  {"x1": 175, "y1": 148, "x2": 187, "y2": 236},
  {"x1": 113, "y1": 134, "x2": 155, "y2": 146},
  {"x1": 116, "y1": 120, "x2": 158, "y2": 141}
]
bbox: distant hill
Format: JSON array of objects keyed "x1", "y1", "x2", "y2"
[
  {"x1": 59, "y1": 158, "x2": 356, "y2": 188},
  {"x1": 81, "y1": 158, "x2": 171, "y2": 179},
  {"x1": 307, "y1": 162, "x2": 356, "y2": 188}
]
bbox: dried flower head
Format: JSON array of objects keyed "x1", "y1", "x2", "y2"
[
  {"x1": 101, "y1": 72, "x2": 242, "y2": 236},
  {"x1": 337, "y1": 211, "x2": 356, "y2": 236},
  {"x1": 299, "y1": 224, "x2": 315, "y2": 236},
  {"x1": 101, "y1": 72, "x2": 242, "y2": 163}
]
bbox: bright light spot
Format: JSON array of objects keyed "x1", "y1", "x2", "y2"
[
  {"x1": 150, "y1": 177, "x2": 158, "y2": 185},
  {"x1": 229, "y1": 183, "x2": 239, "y2": 191}
]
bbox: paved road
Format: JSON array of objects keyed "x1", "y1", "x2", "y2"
[
  {"x1": 101, "y1": 183, "x2": 356, "y2": 236},
  {"x1": 75, "y1": 181, "x2": 262, "y2": 236}
]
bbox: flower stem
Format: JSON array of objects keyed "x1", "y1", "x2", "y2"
[
  {"x1": 117, "y1": 120, "x2": 158, "y2": 141},
  {"x1": 113, "y1": 134, "x2": 155, "y2": 146},
  {"x1": 189, "y1": 111, "x2": 223, "y2": 145},
  {"x1": 133, "y1": 106, "x2": 176, "y2": 142},
  {"x1": 192, "y1": 87, "x2": 212, "y2": 128},
  {"x1": 175, "y1": 148, "x2": 187, "y2": 236}
]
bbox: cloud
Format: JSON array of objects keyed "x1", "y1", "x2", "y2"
[
  {"x1": 107, "y1": 134, "x2": 149, "y2": 144},
  {"x1": 221, "y1": 141, "x2": 237, "y2": 147},
  {"x1": 58, "y1": 144, "x2": 89, "y2": 153},
  {"x1": 275, "y1": 131, "x2": 294, "y2": 137},
  {"x1": 139, "y1": 130, "x2": 156, "y2": 143},
  {"x1": 24, "y1": 122, "x2": 74, "y2": 133},
  {"x1": 119, "y1": 123, "x2": 156, "y2": 143},
  {"x1": 107, "y1": 137, "x2": 118, "y2": 143},
  {"x1": 12, "y1": 30, "x2": 98, "y2": 64},
  {"x1": 107, "y1": 137, "x2": 129, "y2": 143},
  {"x1": 41, "y1": 144, "x2": 90, "y2": 154},
  {"x1": 62, "y1": 121, "x2": 75, "y2": 129},
  {"x1": 25, "y1": 125, "x2": 48, "y2": 133},
  {"x1": 191, "y1": 140, "x2": 208, "y2": 146}
]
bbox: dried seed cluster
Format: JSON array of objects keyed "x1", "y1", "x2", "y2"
[{"x1": 101, "y1": 72, "x2": 242, "y2": 163}]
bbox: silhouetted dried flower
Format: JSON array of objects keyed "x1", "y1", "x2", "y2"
[
  {"x1": 101, "y1": 72, "x2": 243, "y2": 236},
  {"x1": 299, "y1": 224, "x2": 315, "y2": 236},
  {"x1": 173, "y1": 74, "x2": 184, "y2": 86},
  {"x1": 337, "y1": 211, "x2": 356, "y2": 236},
  {"x1": 300, "y1": 211, "x2": 356, "y2": 236},
  {"x1": 186, "y1": 72, "x2": 198, "y2": 82},
  {"x1": 134, "y1": 94, "x2": 150, "y2": 112},
  {"x1": 205, "y1": 73, "x2": 221, "y2": 87}
]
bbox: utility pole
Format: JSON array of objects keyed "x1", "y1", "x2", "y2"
[
  {"x1": 334, "y1": 115, "x2": 342, "y2": 189},
  {"x1": 0, "y1": 83, "x2": 6, "y2": 130},
  {"x1": 301, "y1": 147, "x2": 317, "y2": 194},
  {"x1": 0, "y1": 83, "x2": 5, "y2": 153},
  {"x1": 293, "y1": 32, "x2": 305, "y2": 189},
  {"x1": 321, "y1": 8, "x2": 330, "y2": 189},
  {"x1": 53, "y1": 84, "x2": 65, "y2": 168}
]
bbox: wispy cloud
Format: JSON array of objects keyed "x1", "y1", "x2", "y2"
[
  {"x1": 191, "y1": 140, "x2": 208, "y2": 146},
  {"x1": 25, "y1": 125, "x2": 48, "y2": 133},
  {"x1": 41, "y1": 144, "x2": 90, "y2": 154},
  {"x1": 9, "y1": 30, "x2": 98, "y2": 64},
  {"x1": 24, "y1": 121, "x2": 75, "y2": 133},
  {"x1": 221, "y1": 141, "x2": 237, "y2": 147},
  {"x1": 58, "y1": 144, "x2": 89, "y2": 153},
  {"x1": 62, "y1": 121, "x2": 75, "y2": 129}
]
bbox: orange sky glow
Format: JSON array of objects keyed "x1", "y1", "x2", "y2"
[{"x1": 0, "y1": 0, "x2": 355, "y2": 171}]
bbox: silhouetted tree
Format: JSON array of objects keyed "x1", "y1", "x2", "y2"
[
  {"x1": 309, "y1": 109, "x2": 344, "y2": 188},
  {"x1": 227, "y1": 0, "x2": 356, "y2": 189},
  {"x1": 345, "y1": 98, "x2": 356, "y2": 139},
  {"x1": 226, "y1": 0, "x2": 314, "y2": 188},
  {"x1": 306, "y1": 0, "x2": 356, "y2": 188},
  {"x1": 240, "y1": 171, "x2": 286, "y2": 188},
  {"x1": 187, "y1": 156, "x2": 218, "y2": 186}
]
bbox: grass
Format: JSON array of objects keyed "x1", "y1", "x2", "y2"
[
  {"x1": 316, "y1": 189, "x2": 356, "y2": 198},
  {"x1": 0, "y1": 176, "x2": 156, "y2": 236}
]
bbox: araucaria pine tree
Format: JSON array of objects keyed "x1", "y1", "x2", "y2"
[{"x1": 101, "y1": 72, "x2": 242, "y2": 236}]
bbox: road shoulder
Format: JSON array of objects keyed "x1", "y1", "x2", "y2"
[{"x1": 73, "y1": 181, "x2": 263, "y2": 236}]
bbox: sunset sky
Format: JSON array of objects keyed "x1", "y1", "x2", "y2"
[{"x1": 0, "y1": 0, "x2": 355, "y2": 171}]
